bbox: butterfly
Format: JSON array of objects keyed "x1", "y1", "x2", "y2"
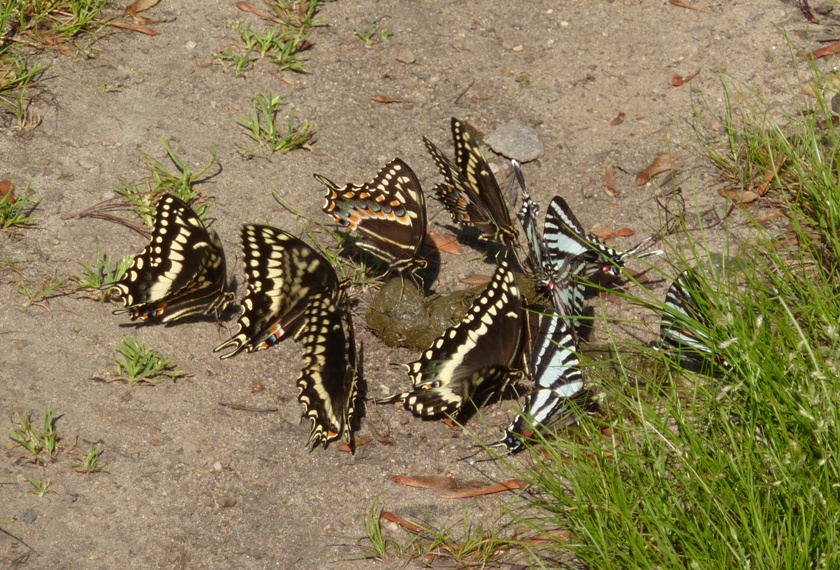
[
  {"x1": 315, "y1": 158, "x2": 427, "y2": 277},
  {"x1": 423, "y1": 117, "x2": 518, "y2": 246},
  {"x1": 513, "y1": 161, "x2": 586, "y2": 319},
  {"x1": 376, "y1": 260, "x2": 525, "y2": 417},
  {"x1": 112, "y1": 194, "x2": 229, "y2": 323},
  {"x1": 214, "y1": 225, "x2": 339, "y2": 359},
  {"x1": 543, "y1": 195, "x2": 660, "y2": 279},
  {"x1": 660, "y1": 268, "x2": 730, "y2": 374},
  {"x1": 295, "y1": 287, "x2": 359, "y2": 448},
  {"x1": 498, "y1": 308, "x2": 584, "y2": 453}
]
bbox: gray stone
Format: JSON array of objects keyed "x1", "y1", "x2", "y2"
[
  {"x1": 21, "y1": 508, "x2": 37, "y2": 524},
  {"x1": 484, "y1": 123, "x2": 544, "y2": 162}
]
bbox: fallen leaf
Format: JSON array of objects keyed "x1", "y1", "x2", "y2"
[
  {"x1": 590, "y1": 224, "x2": 614, "y2": 240},
  {"x1": 442, "y1": 479, "x2": 528, "y2": 499},
  {"x1": 668, "y1": 0, "x2": 713, "y2": 13},
  {"x1": 526, "y1": 529, "x2": 572, "y2": 543},
  {"x1": 273, "y1": 73, "x2": 301, "y2": 88},
  {"x1": 672, "y1": 68, "x2": 701, "y2": 87},
  {"x1": 459, "y1": 273, "x2": 492, "y2": 286},
  {"x1": 338, "y1": 436, "x2": 372, "y2": 453},
  {"x1": 756, "y1": 155, "x2": 786, "y2": 196},
  {"x1": 609, "y1": 112, "x2": 626, "y2": 126},
  {"x1": 425, "y1": 231, "x2": 461, "y2": 254},
  {"x1": 603, "y1": 165, "x2": 619, "y2": 196},
  {"x1": 380, "y1": 512, "x2": 425, "y2": 533},
  {"x1": 250, "y1": 380, "x2": 265, "y2": 393},
  {"x1": 125, "y1": 0, "x2": 160, "y2": 16},
  {"x1": 805, "y1": 40, "x2": 840, "y2": 60},
  {"x1": 234, "y1": 1, "x2": 274, "y2": 20},
  {"x1": 754, "y1": 211, "x2": 783, "y2": 224},
  {"x1": 635, "y1": 154, "x2": 675, "y2": 185},
  {"x1": 441, "y1": 418, "x2": 461, "y2": 430},
  {"x1": 718, "y1": 188, "x2": 759, "y2": 204},
  {"x1": 614, "y1": 227, "x2": 635, "y2": 237},
  {"x1": 372, "y1": 94, "x2": 414, "y2": 104},
  {"x1": 391, "y1": 474, "x2": 454, "y2": 489},
  {"x1": 104, "y1": 20, "x2": 160, "y2": 35},
  {"x1": 0, "y1": 179, "x2": 14, "y2": 204}
]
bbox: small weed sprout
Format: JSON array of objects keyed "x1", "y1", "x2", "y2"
[
  {"x1": 7, "y1": 409, "x2": 60, "y2": 461},
  {"x1": 114, "y1": 337, "x2": 184, "y2": 384},
  {"x1": 24, "y1": 475, "x2": 56, "y2": 497},
  {"x1": 236, "y1": 93, "x2": 314, "y2": 154},
  {"x1": 17, "y1": 276, "x2": 68, "y2": 308},
  {"x1": 0, "y1": 182, "x2": 36, "y2": 228},
  {"x1": 73, "y1": 443, "x2": 103, "y2": 473},
  {"x1": 72, "y1": 238, "x2": 132, "y2": 299},
  {"x1": 354, "y1": 24, "x2": 392, "y2": 46}
]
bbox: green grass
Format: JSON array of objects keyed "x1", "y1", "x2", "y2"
[
  {"x1": 7, "y1": 409, "x2": 60, "y2": 462},
  {"x1": 23, "y1": 475, "x2": 55, "y2": 497},
  {"x1": 500, "y1": 66, "x2": 840, "y2": 568},
  {"x1": 0, "y1": 182, "x2": 37, "y2": 228},
  {"x1": 236, "y1": 92, "x2": 314, "y2": 155},
  {"x1": 354, "y1": 23, "x2": 392, "y2": 47},
  {"x1": 72, "y1": 238, "x2": 133, "y2": 299},
  {"x1": 114, "y1": 336, "x2": 183, "y2": 384},
  {"x1": 73, "y1": 443, "x2": 103, "y2": 473},
  {"x1": 17, "y1": 276, "x2": 68, "y2": 308}
]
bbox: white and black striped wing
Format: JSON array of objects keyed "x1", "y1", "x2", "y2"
[
  {"x1": 377, "y1": 261, "x2": 525, "y2": 417},
  {"x1": 423, "y1": 117, "x2": 518, "y2": 245},
  {"x1": 214, "y1": 225, "x2": 339, "y2": 359},
  {"x1": 296, "y1": 288, "x2": 358, "y2": 448},
  {"x1": 316, "y1": 158, "x2": 427, "y2": 275},
  {"x1": 112, "y1": 194, "x2": 229, "y2": 323},
  {"x1": 513, "y1": 160, "x2": 550, "y2": 282},
  {"x1": 659, "y1": 268, "x2": 726, "y2": 372},
  {"x1": 500, "y1": 309, "x2": 583, "y2": 453}
]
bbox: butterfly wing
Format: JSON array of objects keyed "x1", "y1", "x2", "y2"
[
  {"x1": 214, "y1": 225, "x2": 339, "y2": 359},
  {"x1": 379, "y1": 260, "x2": 525, "y2": 417},
  {"x1": 112, "y1": 194, "x2": 228, "y2": 323},
  {"x1": 423, "y1": 117, "x2": 517, "y2": 245},
  {"x1": 500, "y1": 309, "x2": 583, "y2": 452},
  {"x1": 316, "y1": 158, "x2": 427, "y2": 274},
  {"x1": 296, "y1": 288, "x2": 358, "y2": 448}
]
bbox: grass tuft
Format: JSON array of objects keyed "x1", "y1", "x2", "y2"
[
  {"x1": 7, "y1": 409, "x2": 60, "y2": 462},
  {"x1": 114, "y1": 337, "x2": 183, "y2": 384},
  {"x1": 236, "y1": 92, "x2": 314, "y2": 155}
]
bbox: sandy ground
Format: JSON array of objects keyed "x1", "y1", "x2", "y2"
[{"x1": 0, "y1": 0, "x2": 830, "y2": 567}]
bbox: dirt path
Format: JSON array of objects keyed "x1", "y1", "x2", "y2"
[{"x1": 0, "y1": 1, "x2": 825, "y2": 567}]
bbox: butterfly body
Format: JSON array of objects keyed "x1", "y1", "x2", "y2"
[{"x1": 112, "y1": 194, "x2": 229, "y2": 323}]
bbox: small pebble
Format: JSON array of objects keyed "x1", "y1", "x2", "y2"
[
  {"x1": 213, "y1": 461, "x2": 222, "y2": 471},
  {"x1": 21, "y1": 509, "x2": 37, "y2": 524},
  {"x1": 395, "y1": 51, "x2": 416, "y2": 64},
  {"x1": 485, "y1": 123, "x2": 544, "y2": 162},
  {"x1": 185, "y1": 41, "x2": 197, "y2": 50}
]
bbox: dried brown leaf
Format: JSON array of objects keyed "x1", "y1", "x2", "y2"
[
  {"x1": 380, "y1": 512, "x2": 425, "y2": 533},
  {"x1": 609, "y1": 112, "x2": 626, "y2": 126},
  {"x1": 425, "y1": 231, "x2": 461, "y2": 254},
  {"x1": 635, "y1": 154, "x2": 675, "y2": 185},
  {"x1": 805, "y1": 40, "x2": 840, "y2": 60},
  {"x1": 372, "y1": 94, "x2": 413, "y2": 104},
  {"x1": 590, "y1": 224, "x2": 614, "y2": 240},
  {"x1": 718, "y1": 188, "x2": 759, "y2": 204},
  {"x1": 614, "y1": 227, "x2": 635, "y2": 237},
  {"x1": 459, "y1": 273, "x2": 492, "y2": 286},
  {"x1": 526, "y1": 529, "x2": 572, "y2": 543},
  {"x1": 104, "y1": 20, "x2": 160, "y2": 35},
  {"x1": 603, "y1": 164, "x2": 619, "y2": 196},
  {"x1": 442, "y1": 479, "x2": 529, "y2": 499},
  {"x1": 338, "y1": 437, "x2": 372, "y2": 453},
  {"x1": 234, "y1": 1, "x2": 274, "y2": 20},
  {"x1": 671, "y1": 68, "x2": 701, "y2": 87},
  {"x1": 0, "y1": 179, "x2": 15, "y2": 204},
  {"x1": 756, "y1": 155, "x2": 786, "y2": 196},
  {"x1": 391, "y1": 474, "x2": 453, "y2": 489},
  {"x1": 668, "y1": 0, "x2": 713, "y2": 13},
  {"x1": 125, "y1": 0, "x2": 160, "y2": 16}
]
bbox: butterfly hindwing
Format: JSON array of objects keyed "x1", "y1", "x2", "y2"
[
  {"x1": 378, "y1": 260, "x2": 525, "y2": 417},
  {"x1": 112, "y1": 194, "x2": 228, "y2": 323},
  {"x1": 500, "y1": 309, "x2": 584, "y2": 453},
  {"x1": 423, "y1": 117, "x2": 518, "y2": 245},
  {"x1": 214, "y1": 225, "x2": 339, "y2": 359},
  {"x1": 296, "y1": 288, "x2": 358, "y2": 448},
  {"x1": 316, "y1": 158, "x2": 427, "y2": 275}
]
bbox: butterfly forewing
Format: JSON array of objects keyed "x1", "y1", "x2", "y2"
[
  {"x1": 296, "y1": 288, "x2": 358, "y2": 448},
  {"x1": 112, "y1": 194, "x2": 229, "y2": 323},
  {"x1": 316, "y1": 158, "x2": 427, "y2": 275},
  {"x1": 500, "y1": 309, "x2": 584, "y2": 452},
  {"x1": 214, "y1": 225, "x2": 339, "y2": 359},
  {"x1": 423, "y1": 117, "x2": 518, "y2": 245},
  {"x1": 378, "y1": 260, "x2": 525, "y2": 417}
]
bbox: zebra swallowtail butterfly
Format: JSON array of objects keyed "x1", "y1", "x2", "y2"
[
  {"x1": 315, "y1": 158, "x2": 427, "y2": 277},
  {"x1": 513, "y1": 161, "x2": 585, "y2": 319},
  {"x1": 660, "y1": 268, "x2": 730, "y2": 373},
  {"x1": 543, "y1": 196, "x2": 661, "y2": 278},
  {"x1": 112, "y1": 194, "x2": 229, "y2": 323},
  {"x1": 423, "y1": 117, "x2": 518, "y2": 246},
  {"x1": 498, "y1": 308, "x2": 584, "y2": 453},
  {"x1": 214, "y1": 225, "x2": 339, "y2": 359},
  {"x1": 296, "y1": 287, "x2": 358, "y2": 448},
  {"x1": 377, "y1": 260, "x2": 525, "y2": 417}
]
